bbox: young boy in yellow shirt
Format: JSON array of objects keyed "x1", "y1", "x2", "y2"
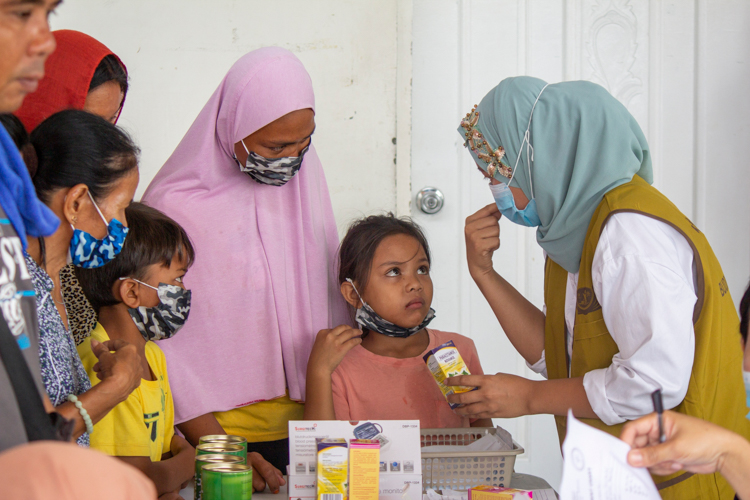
[{"x1": 76, "y1": 202, "x2": 195, "y2": 496}]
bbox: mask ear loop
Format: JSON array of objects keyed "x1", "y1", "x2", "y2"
[
  {"x1": 87, "y1": 190, "x2": 110, "y2": 227},
  {"x1": 345, "y1": 278, "x2": 366, "y2": 308},
  {"x1": 509, "y1": 83, "x2": 549, "y2": 200},
  {"x1": 118, "y1": 277, "x2": 159, "y2": 292},
  {"x1": 240, "y1": 138, "x2": 251, "y2": 155}
]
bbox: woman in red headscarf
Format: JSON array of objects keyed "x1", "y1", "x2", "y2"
[
  {"x1": 15, "y1": 30, "x2": 129, "y2": 345},
  {"x1": 16, "y1": 29, "x2": 128, "y2": 130}
]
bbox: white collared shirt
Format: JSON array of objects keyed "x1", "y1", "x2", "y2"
[{"x1": 529, "y1": 212, "x2": 697, "y2": 425}]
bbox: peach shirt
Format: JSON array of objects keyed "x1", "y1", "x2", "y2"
[{"x1": 331, "y1": 329, "x2": 484, "y2": 428}]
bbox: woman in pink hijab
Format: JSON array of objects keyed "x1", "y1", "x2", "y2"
[{"x1": 142, "y1": 47, "x2": 348, "y2": 491}]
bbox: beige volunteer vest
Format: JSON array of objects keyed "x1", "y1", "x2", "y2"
[{"x1": 544, "y1": 175, "x2": 750, "y2": 499}]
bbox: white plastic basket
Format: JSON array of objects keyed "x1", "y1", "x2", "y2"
[{"x1": 420, "y1": 428, "x2": 524, "y2": 492}]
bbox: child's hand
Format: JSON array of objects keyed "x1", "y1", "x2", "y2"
[
  {"x1": 169, "y1": 434, "x2": 193, "y2": 457},
  {"x1": 308, "y1": 325, "x2": 362, "y2": 377},
  {"x1": 249, "y1": 452, "x2": 285, "y2": 493}
]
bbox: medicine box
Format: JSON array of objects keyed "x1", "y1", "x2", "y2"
[
  {"x1": 289, "y1": 474, "x2": 422, "y2": 500},
  {"x1": 423, "y1": 340, "x2": 474, "y2": 409},
  {"x1": 349, "y1": 439, "x2": 380, "y2": 500},
  {"x1": 288, "y1": 420, "x2": 422, "y2": 500},
  {"x1": 317, "y1": 438, "x2": 349, "y2": 500}
]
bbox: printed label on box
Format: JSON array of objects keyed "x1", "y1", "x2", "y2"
[
  {"x1": 423, "y1": 340, "x2": 475, "y2": 409},
  {"x1": 289, "y1": 420, "x2": 421, "y2": 476}
]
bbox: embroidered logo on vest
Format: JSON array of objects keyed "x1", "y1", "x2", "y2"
[
  {"x1": 576, "y1": 287, "x2": 602, "y2": 315},
  {"x1": 719, "y1": 276, "x2": 729, "y2": 297}
]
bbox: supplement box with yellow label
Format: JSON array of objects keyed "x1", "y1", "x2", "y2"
[
  {"x1": 423, "y1": 340, "x2": 474, "y2": 408},
  {"x1": 288, "y1": 420, "x2": 422, "y2": 500},
  {"x1": 317, "y1": 438, "x2": 348, "y2": 500},
  {"x1": 349, "y1": 439, "x2": 380, "y2": 500}
]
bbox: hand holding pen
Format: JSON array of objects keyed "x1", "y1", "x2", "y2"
[{"x1": 620, "y1": 409, "x2": 750, "y2": 497}]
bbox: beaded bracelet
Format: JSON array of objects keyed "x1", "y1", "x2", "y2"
[{"x1": 67, "y1": 394, "x2": 94, "y2": 435}]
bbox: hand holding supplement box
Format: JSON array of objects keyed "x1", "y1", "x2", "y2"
[{"x1": 423, "y1": 340, "x2": 475, "y2": 408}]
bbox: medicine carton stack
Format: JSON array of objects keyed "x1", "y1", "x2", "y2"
[{"x1": 289, "y1": 421, "x2": 422, "y2": 500}]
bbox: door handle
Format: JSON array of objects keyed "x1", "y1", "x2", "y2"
[{"x1": 416, "y1": 187, "x2": 444, "y2": 214}]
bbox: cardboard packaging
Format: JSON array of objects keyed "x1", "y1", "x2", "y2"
[
  {"x1": 288, "y1": 420, "x2": 422, "y2": 500},
  {"x1": 468, "y1": 486, "x2": 533, "y2": 500},
  {"x1": 423, "y1": 340, "x2": 474, "y2": 408},
  {"x1": 316, "y1": 438, "x2": 349, "y2": 500},
  {"x1": 349, "y1": 440, "x2": 380, "y2": 500}
]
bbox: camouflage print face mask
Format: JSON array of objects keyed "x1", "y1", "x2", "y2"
[
  {"x1": 235, "y1": 139, "x2": 309, "y2": 186},
  {"x1": 345, "y1": 278, "x2": 436, "y2": 338},
  {"x1": 119, "y1": 278, "x2": 191, "y2": 341}
]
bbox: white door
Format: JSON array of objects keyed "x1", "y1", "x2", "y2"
[{"x1": 410, "y1": 0, "x2": 750, "y2": 490}]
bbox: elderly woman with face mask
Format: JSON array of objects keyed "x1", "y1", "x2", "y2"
[
  {"x1": 15, "y1": 29, "x2": 130, "y2": 347},
  {"x1": 143, "y1": 47, "x2": 349, "y2": 493}
]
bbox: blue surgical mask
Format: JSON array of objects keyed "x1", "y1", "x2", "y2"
[
  {"x1": 69, "y1": 191, "x2": 129, "y2": 269},
  {"x1": 488, "y1": 84, "x2": 549, "y2": 228},
  {"x1": 744, "y1": 370, "x2": 750, "y2": 420},
  {"x1": 489, "y1": 182, "x2": 541, "y2": 227}
]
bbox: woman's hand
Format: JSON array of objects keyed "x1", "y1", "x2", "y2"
[
  {"x1": 465, "y1": 203, "x2": 502, "y2": 279},
  {"x1": 446, "y1": 373, "x2": 534, "y2": 419},
  {"x1": 307, "y1": 325, "x2": 362, "y2": 377},
  {"x1": 90, "y1": 338, "x2": 141, "y2": 403},
  {"x1": 621, "y1": 411, "x2": 750, "y2": 476},
  {"x1": 446, "y1": 374, "x2": 596, "y2": 420},
  {"x1": 248, "y1": 452, "x2": 285, "y2": 493}
]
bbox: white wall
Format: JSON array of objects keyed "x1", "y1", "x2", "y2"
[{"x1": 52, "y1": 0, "x2": 402, "y2": 230}]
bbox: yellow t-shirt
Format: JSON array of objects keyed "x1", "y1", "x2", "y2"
[
  {"x1": 77, "y1": 323, "x2": 175, "y2": 461},
  {"x1": 214, "y1": 393, "x2": 304, "y2": 443}
]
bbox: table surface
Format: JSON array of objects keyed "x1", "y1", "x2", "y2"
[{"x1": 179, "y1": 473, "x2": 553, "y2": 499}]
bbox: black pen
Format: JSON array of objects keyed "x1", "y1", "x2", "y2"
[{"x1": 651, "y1": 389, "x2": 665, "y2": 443}]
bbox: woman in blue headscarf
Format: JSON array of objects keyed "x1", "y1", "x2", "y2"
[{"x1": 446, "y1": 77, "x2": 750, "y2": 499}]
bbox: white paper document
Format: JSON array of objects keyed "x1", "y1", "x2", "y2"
[{"x1": 560, "y1": 410, "x2": 660, "y2": 500}]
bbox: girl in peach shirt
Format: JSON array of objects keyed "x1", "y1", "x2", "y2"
[{"x1": 304, "y1": 214, "x2": 492, "y2": 428}]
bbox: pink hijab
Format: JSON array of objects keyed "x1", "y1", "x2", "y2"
[{"x1": 142, "y1": 47, "x2": 349, "y2": 423}]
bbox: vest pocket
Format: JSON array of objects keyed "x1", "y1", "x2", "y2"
[{"x1": 573, "y1": 317, "x2": 610, "y2": 341}]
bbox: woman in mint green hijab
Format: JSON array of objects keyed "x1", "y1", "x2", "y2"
[{"x1": 446, "y1": 77, "x2": 749, "y2": 498}]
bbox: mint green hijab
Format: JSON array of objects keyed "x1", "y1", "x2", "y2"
[{"x1": 459, "y1": 77, "x2": 652, "y2": 273}]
